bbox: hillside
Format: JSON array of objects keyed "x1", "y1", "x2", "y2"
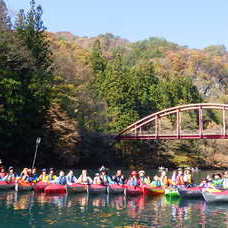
[{"x1": 48, "y1": 32, "x2": 228, "y2": 168}]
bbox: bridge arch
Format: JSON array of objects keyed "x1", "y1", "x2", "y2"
[{"x1": 118, "y1": 103, "x2": 228, "y2": 140}]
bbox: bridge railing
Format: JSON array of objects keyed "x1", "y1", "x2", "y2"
[{"x1": 118, "y1": 103, "x2": 228, "y2": 140}]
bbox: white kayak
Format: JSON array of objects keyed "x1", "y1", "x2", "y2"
[{"x1": 202, "y1": 190, "x2": 228, "y2": 203}]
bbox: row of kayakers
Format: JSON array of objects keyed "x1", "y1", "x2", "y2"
[
  {"x1": 0, "y1": 166, "x2": 193, "y2": 187},
  {"x1": 1, "y1": 165, "x2": 227, "y2": 190}
]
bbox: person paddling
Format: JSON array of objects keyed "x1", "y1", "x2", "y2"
[
  {"x1": 160, "y1": 171, "x2": 169, "y2": 187},
  {"x1": 127, "y1": 171, "x2": 140, "y2": 186},
  {"x1": 93, "y1": 173, "x2": 102, "y2": 184},
  {"x1": 99, "y1": 166, "x2": 114, "y2": 185},
  {"x1": 3, "y1": 167, "x2": 17, "y2": 182},
  {"x1": 77, "y1": 170, "x2": 93, "y2": 184},
  {"x1": 31, "y1": 168, "x2": 39, "y2": 182},
  {"x1": 56, "y1": 171, "x2": 67, "y2": 185},
  {"x1": 183, "y1": 168, "x2": 193, "y2": 187},
  {"x1": 112, "y1": 170, "x2": 126, "y2": 185},
  {"x1": 0, "y1": 167, "x2": 6, "y2": 180},
  {"x1": 175, "y1": 168, "x2": 185, "y2": 186},
  {"x1": 138, "y1": 170, "x2": 150, "y2": 185},
  {"x1": 151, "y1": 175, "x2": 162, "y2": 187},
  {"x1": 48, "y1": 168, "x2": 57, "y2": 183},
  {"x1": 212, "y1": 173, "x2": 223, "y2": 188},
  {"x1": 38, "y1": 169, "x2": 49, "y2": 182},
  {"x1": 66, "y1": 170, "x2": 77, "y2": 185}
]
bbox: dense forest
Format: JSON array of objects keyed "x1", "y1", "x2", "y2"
[{"x1": 1, "y1": 0, "x2": 228, "y2": 169}]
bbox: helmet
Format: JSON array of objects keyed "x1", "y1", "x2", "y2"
[
  {"x1": 42, "y1": 168, "x2": 47, "y2": 172},
  {"x1": 138, "y1": 170, "x2": 145, "y2": 175},
  {"x1": 131, "y1": 171, "x2": 138, "y2": 176},
  {"x1": 99, "y1": 166, "x2": 107, "y2": 172}
]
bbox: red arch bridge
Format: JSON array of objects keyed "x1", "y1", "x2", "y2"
[{"x1": 117, "y1": 103, "x2": 228, "y2": 140}]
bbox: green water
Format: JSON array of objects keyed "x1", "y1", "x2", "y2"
[{"x1": 0, "y1": 171, "x2": 228, "y2": 227}]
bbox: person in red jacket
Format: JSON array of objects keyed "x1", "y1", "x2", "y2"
[{"x1": 0, "y1": 167, "x2": 6, "y2": 180}]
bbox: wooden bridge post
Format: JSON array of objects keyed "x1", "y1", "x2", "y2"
[
  {"x1": 199, "y1": 106, "x2": 203, "y2": 137},
  {"x1": 176, "y1": 109, "x2": 181, "y2": 139},
  {"x1": 134, "y1": 124, "x2": 137, "y2": 136},
  {"x1": 223, "y1": 107, "x2": 226, "y2": 137},
  {"x1": 155, "y1": 115, "x2": 159, "y2": 139}
]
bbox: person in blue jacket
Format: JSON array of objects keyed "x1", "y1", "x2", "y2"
[
  {"x1": 56, "y1": 171, "x2": 67, "y2": 185},
  {"x1": 66, "y1": 170, "x2": 77, "y2": 185}
]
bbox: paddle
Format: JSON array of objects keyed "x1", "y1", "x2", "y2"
[{"x1": 32, "y1": 137, "x2": 41, "y2": 169}]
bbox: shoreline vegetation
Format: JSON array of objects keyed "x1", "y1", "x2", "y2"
[{"x1": 1, "y1": 1, "x2": 228, "y2": 169}]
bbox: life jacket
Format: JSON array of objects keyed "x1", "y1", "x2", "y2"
[
  {"x1": 139, "y1": 176, "x2": 150, "y2": 185},
  {"x1": 100, "y1": 175, "x2": 112, "y2": 185},
  {"x1": 176, "y1": 174, "x2": 185, "y2": 185},
  {"x1": 127, "y1": 177, "x2": 139, "y2": 186},
  {"x1": 112, "y1": 175, "x2": 125, "y2": 184},
  {"x1": 212, "y1": 179, "x2": 223, "y2": 188},
  {"x1": 38, "y1": 174, "x2": 49, "y2": 182},
  {"x1": 160, "y1": 176, "x2": 169, "y2": 186},
  {"x1": 151, "y1": 180, "x2": 161, "y2": 187},
  {"x1": 58, "y1": 176, "x2": 67, "y2": 185},
  {"x1": 78, "y1": 175, "x2": 92, "y2": 184},
  {"x1": 0, "y1": 172, "x2": 6, "y2": 179},
  {"x1": 48, "y1": 174, "x2": 57, "y2": 182},
  {"x1": 93, "y1": 176, "x2": 102, "y2": 184},
  {"x1": 183, "y1": 174, "x2": 193, "y2": 184},
  {"x1": 4, "y1": 173, "x2": 16, "y2": 182},
  {"x1": 66, "y1": 175, "x2": 77, "y2": 184}
]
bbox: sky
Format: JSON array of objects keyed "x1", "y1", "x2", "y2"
[{"x1": 5, "y1": 0, "x2": 228, "y2": 49}]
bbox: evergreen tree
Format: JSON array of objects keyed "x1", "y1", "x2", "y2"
[{"x1": 0, "y1": 0, "x2": 53, "y2": 164}]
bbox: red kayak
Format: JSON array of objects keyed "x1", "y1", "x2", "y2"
[
  {"x1": 44, "y1": 184, "x2": 67, "y2": 194},
  {"x1": 0, "y1": 181, "x2": 15, "y2": 190},
  {"x1": 33, "y1": 182, "x2": 49, "y2": 192},
  {"x1": 125, "y1": 186, "x2": 144, "y2": 196},
  {"x1": 88, "y1": 184, "x2": 107, "y2": 194},
  {"x1": 107, "y1": 184, "x2": 126, "y2": 194},
  {"x1": 67, "y1": 184, "x2": 88, "y2": 193},
  {"x1": 143, "y1": 186, "x2": 165, "y2": 196},
  {"x1": 16, "y1": 182, "x2": 34, "y2": 191}
]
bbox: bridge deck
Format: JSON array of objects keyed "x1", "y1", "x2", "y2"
[{"x1": 118, "y1": 134, "x2": 228, "y2": 140}]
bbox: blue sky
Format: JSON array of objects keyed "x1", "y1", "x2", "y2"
[{"x1": 5, "y1": 0, "x2": 228, "y2": 49}]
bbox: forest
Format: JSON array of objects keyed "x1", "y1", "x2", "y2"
[{"x1": 0, "y1": 0, "x2": 228, "y2": 169}]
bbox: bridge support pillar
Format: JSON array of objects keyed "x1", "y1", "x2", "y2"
[{"x1": 199, "y1": 106, "x2": 203, "y2": 137}]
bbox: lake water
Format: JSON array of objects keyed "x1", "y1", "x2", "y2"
[{"x1": 1, "y1": 170, "x2": 228, "y2": 227}]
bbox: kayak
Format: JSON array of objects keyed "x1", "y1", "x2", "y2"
[
  {"x1": 44, "y1": 184, "x2": 67, "y2": 194},
  {"x1": 165, "y1": 189, "x2": 180, "y2": 198},
  {"x1": 33, "y1": 182, "x2": 49, "y2": 192},
  {"x1": 179, "y1": 187, "x2": 203, "y2": 198},
  {"x1": 107, "y1": 184, "x2": 126, "y2": 194},
  {"x1": 67, "y1": 184, "x2": 88, "y2": 193},
  {"x1": 88, "y1": 184, "x2": 107, "y2": 194},
  {"x1": 125, "y1": 186, "x2": 144, "y2": 196},
  {"x1": 202, "y1": 190, "x2": 228, "y2": 203},
  {"x1": 15, "y1": 182, "x2": 33, "y2": 191},
  {"x1": 0, "y1": 181, "x2": 15, "y2": 190},
  {"x1": 143, "y1": 186, "x2": 165, "y2": 196}
]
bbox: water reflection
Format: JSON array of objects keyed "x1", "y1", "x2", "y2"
[{"x1": 0, "y1": 191, "x2": 228, "y2": 227}]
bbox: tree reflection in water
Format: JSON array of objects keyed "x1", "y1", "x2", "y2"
[{"x1": 0, "y1": 191, "x2": 227, "y2": 227}]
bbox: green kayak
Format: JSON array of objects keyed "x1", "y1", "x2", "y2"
[{"x1": 165, "y1": 189, "x2": 180, "y2": 198}]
